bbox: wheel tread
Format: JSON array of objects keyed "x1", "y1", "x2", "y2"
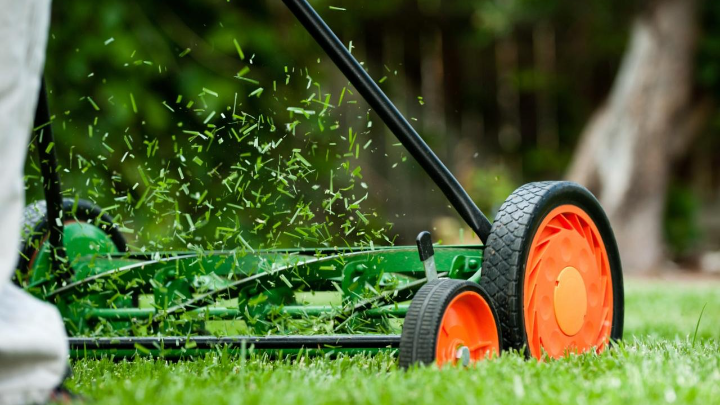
[
  {"x1": 399, "y1": 279, "x2": 501, "y2": 368},
  {"x1": 481, "y1": 182, "x2": 569, "y2": 351},
  {"x1": 480, "y1": 181, "x2": 624, "y2": 355}
]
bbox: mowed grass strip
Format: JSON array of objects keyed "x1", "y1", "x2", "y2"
[{"x1": 67, "y1": 280, "x2": 720, "y2": 405}]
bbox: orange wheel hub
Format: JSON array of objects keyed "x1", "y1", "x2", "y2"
[
  {"x1": 435, "y1": 291, "x2": 500, "y2": 367},
  {"x1": 524, "y1": 205, "x2": 613, "y2": 359}
]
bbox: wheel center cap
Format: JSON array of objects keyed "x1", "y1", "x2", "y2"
[
  {"x1": 456, "y1": 346, "x2": 471, "y2": 367},
  {"x1": 553, "y1": 266, "x2": 587, "y2": 336}
]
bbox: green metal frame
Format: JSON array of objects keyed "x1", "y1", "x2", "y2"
[{"x1": 26, "y1": 224, "x2": 484, "y2": 357}]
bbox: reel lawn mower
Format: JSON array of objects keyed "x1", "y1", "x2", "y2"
[{"x1": 19, "y1": 0, "x2": 624, "y2": 368}]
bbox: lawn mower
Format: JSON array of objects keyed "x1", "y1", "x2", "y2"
[{"x1": 20, "y1": 0, "x2": 624, "y2": 367}]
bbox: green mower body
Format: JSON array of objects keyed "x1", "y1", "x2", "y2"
[{"x1": 25, "y1": 222, "x2": 483, "y2": 358}]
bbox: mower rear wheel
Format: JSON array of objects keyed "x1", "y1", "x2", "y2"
[
  {"x1": 399, "y1": 279, "x2": 501, "y2": 368},
  {"x1": 480, "y1": 181, "x2": 624, "y2": 359},
  {"x1": 17, "y1": 198, "x2": 127, "y2": 281}
]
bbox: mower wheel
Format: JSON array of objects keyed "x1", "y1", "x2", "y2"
[
  {"x1": 399, "y1": 279, "x2": 501, "y2": 368},
  {"x1": 17, "y1": 198, "x2": 128, "y2": 277},
  {"x1": 480, "y1": 181, "x2": 624, "y2": 359}
]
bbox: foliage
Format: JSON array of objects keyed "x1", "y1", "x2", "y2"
[{"x1": 664, "y1": 182, "x2": 701, "y2": 258}]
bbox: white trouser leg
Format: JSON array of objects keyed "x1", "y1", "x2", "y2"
[
  {"x1": 0, "y1": 285, "x2": 68, "y2": 405},
  {"x1": 0, "y1": 0, "x2": 67, "y2": 404}
]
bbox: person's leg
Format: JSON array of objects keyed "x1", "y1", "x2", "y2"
[
  {"x1": 0, "y1": 0, "x2": 68, "y2": 404},
  {"x1": 0, "y1": 0, "x2": 49, "y2": 284},
  {"x1": 0, "y1": 285, "x2": 68, "y2": 405}
]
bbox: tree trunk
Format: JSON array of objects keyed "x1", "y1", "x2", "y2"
[{"x1": 567, "y1": 0, "x2": 707, "y2": 272}]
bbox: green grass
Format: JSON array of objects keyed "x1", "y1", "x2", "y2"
[{"x1": 67, "y1": 280, "x2": 720, "y2": 405}]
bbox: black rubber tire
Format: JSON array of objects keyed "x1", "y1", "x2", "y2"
[
  {"x1": 17, "y1": 198, "x2": 128, "y2": 275},
  {"x1": 398, "y1": 279, "x2": 502, "y2": 368},
  {"x1": 479, "y1": 181, "x2": 624, "y2": 357}
]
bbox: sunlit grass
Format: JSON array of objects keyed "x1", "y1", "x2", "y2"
[{"x1": 67, "y1": 280, "x2": 720, "y2": 405}]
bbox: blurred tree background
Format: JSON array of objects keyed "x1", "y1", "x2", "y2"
[{"x1": 27, "y1": 0, "x2": 720, "y2": 273}]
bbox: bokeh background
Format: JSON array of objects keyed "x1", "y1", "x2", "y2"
[{"x1": 29, "y1": 0, "x2": 720, "y2": 274}]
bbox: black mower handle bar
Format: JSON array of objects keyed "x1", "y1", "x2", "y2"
[{"x1": 283, "y1": 0, "x2": 492, "y2": 242}]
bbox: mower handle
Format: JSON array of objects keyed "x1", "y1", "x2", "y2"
[
  {"x1": 282, "y1": 0, "x2": 492, "y2": 242},
  {"x1": 34, "y1": 78, "x2": 67, "y2": 273}
]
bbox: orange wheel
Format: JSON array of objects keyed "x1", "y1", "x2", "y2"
[
  {"x1": 399, "y1": 279, "x2": 501, "y2": 368},
  {"x1": 480, "y1": 182, "x2": 624, "y2": 359}
]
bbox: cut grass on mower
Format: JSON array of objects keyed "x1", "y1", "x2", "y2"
[{"x1": 65, "y1": 280, "x2": 720, "y2": 405}]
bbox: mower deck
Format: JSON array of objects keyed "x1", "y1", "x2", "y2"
[{"x1": 26, "y1": 241, "x2": 484, "y2": 358}]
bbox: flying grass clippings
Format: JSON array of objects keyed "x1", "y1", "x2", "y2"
[{"x1": 25, "y1": 34, "x2": 412, "y2": 338}]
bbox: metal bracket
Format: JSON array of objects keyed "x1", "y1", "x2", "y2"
[
  {"x1": 448, "y1": 255, "x2": 482, "y2": 279},
  {"x1": 416, "y1": 231, "x2": 438, "y2": 281}
]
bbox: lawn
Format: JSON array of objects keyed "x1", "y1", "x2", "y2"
[{"x1": 66, "y1": 279, "x2": 720, "y2": 405}]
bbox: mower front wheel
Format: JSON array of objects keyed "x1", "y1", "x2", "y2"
[
  {"x1": 480, "y1": 181, "x2": 624, "y2": 359},
  {"x1": 399, "y1": 279, "x2": 502, "y2": 368}
]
